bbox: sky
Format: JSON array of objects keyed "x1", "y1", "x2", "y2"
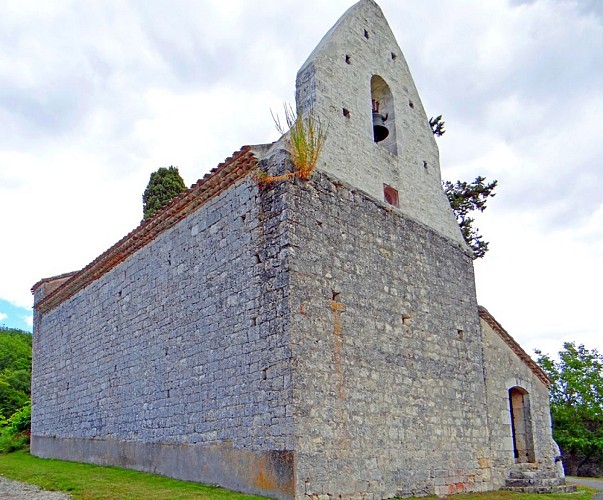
[{"x1": 0, "y1": 0, "x2": 601, "y2": 358}]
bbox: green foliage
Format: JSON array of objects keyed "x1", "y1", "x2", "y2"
[
  {"x1": 0, "y1": 403, "x2": 30, "y2": 452},
  {"x1": 429, "y1": 115, "x2": 446, "y2": 137},
  {"x1": 0, "y1": 328, "x2": 31, "y2": 372},
  {"x1": 0, "y1": 329, "x2": 31, "y2": 418},
  {"x1": 142, "y1": 166, "x2": 187, "y2": 220},
  {"x1": 0, "y1": 328, "x2": 32, "y2": 452},
  {"x1": 443, "y1": 176, "x2": 498, "y2": 259},
  {"x1": 535, "y1": 342, "x2": 603, "y2": 475},
  {"x1": 6, "y1": 402, "x2": 31, "y2": 434},
  {"x1": 0, "y1": 378, "x2": 28, "y2": 419}
]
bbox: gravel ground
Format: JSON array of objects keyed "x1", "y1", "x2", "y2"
[{"x1": 0, "y1": 476, "x2": 71, "y2": 499}]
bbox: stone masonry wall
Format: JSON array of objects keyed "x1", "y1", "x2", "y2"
[
  {"x1": 31, "y1": 176, "x2": 296, "y2": 499},
  {"x1": 481, "y1": 317, "x2": 558, "y2": 487},
  {"x1": 31, "y1": 159, "x2": 559, "y2": 499},
  {"x1": 296, "y1": 0, "x2": 463, "y2": 245},
  {"x1": 284, "y1": 172, "x2": 494, "y2": 498}
]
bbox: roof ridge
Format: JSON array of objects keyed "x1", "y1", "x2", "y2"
[
  {"x1": 31, "y1": 271, "x2": 80, "y2": 292},
  {"x1": 478, "y1": 305, "x2": 550, "y2": 387},
  {"x1": 34, "y1": 146, "x2": 258, "y2": 313}
]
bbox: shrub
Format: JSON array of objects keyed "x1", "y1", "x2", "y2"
[{"x1": 0, "y1": 403, "x2": 30, "y2": 453}]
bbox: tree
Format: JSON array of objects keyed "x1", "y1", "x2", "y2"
[
  {"x1": 535, "y1": 342, "x2": 603, "y2": 476},
  {"x1": 142, "y1": 166, "x2": 186, "y2": 220},
  {"x1": 429, "y1": 115, "x2": 446, "y2": 137},
  {"x1": 0, "y1": 329, "x2": 32, "y2": 450},
  {"x1": 443, "y1": 177, "x2": 497, "y2": 259},
  {"x1": 429, "y1": 114, "x2": 497, "y2": 259}
]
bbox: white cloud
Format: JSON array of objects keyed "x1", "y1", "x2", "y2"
[
  {"x1": 0, "y1": 0, "x2": 601, "y2": 356},
  {"x1": 0, "y1": 313, "x2": 7, "y2": 322}
]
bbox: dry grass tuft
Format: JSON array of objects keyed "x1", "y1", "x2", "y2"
[{"x1": 262, "y1": 104, "x2": 328, "y2": 183}]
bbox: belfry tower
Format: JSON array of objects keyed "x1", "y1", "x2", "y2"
[{"x1": 296, "y1": 0, "x2": 464, "y2": 245}]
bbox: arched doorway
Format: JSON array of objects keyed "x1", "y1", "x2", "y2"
[{"x1": 508, "y1": 387, "x2": 536, "y2": 463}]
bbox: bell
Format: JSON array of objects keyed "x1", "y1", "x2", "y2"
[{"x1": 372, "y1": 111, "x2": 389, "y2": 142}]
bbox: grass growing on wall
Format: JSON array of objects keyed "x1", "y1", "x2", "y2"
[
  {"x1": 0, "y1": 450, "x2": 267, "y2": 499},
  {"x1": 261, "y1": 104, "x2": 328, "y2": 183}
]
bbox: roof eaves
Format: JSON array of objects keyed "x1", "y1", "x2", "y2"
[
  {"x1": 31, "y1": 271, "x2": 80, "y2": 293},
  {"x1": 478, "y1": 305, "x2": 550, "y2": 387},
  {"x1": 34, "y1": 146, "x2": 259, "y2": 313}
]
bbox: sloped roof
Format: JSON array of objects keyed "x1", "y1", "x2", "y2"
[
  {"x1": 31, "y1": 271, "x2": 79, "y2": 291},
  {"x1": 478, "y1": 305, "x2": 550, "y2": 387},
  {"x1": 33, "y1": 146, "x2": 260, "y2": 313}
]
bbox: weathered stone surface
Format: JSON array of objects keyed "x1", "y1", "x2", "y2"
[
  {"x1": 284, "y1": 172, "x2": 487, "y2": 497},
  {"x1": 31, "y1": 1, "x2": 563, "y2": 499},
  {"x1": 32, "y1": 436, "x2": 295, "y2": 498},
  {"x1": 296, "y1": 0, "x2": 463, "y2": 244},
  {"x1": 480, "y1": 314, "x2": 563, "y2": 489},
  {"x1": 32, "y1": 177, "x2": 296, "y2": 499}
]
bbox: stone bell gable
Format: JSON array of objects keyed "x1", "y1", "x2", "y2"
[{"x1": 296, "y1": 0, "x2": 463, "y2": 245}]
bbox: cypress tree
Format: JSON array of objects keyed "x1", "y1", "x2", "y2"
[{"x1": 142, "y1": 166, "x2": 186, "y2": 219}]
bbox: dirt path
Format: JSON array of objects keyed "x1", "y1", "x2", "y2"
[
  {"x1": 0, "y1": 476, "x2": 70, "y2": 499},
  {"x1": 567, "y1": 477, "x2": 603, "y2": 499}
]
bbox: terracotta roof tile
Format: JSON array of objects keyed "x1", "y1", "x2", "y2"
[
  {"x1": 31, "y1": 271, "x2": 80, "y2": 293},
  {"x1": 33, "y1": 146, "x2": 259, "y2": 313}
]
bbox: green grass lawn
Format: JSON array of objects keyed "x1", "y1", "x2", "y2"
[
  {"x1": 446, "y1": 489, "x2": 596, "y2": 500},
  {"x1": 0, "y1": 450, "x2": 266, "y2": 499},
  {"x1": 0, "y1": 450, "x2": 597, "y2": 500}
]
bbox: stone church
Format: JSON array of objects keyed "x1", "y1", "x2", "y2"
[{"x1": 31, "y1": 1, "x2": 570, "y2": 498}]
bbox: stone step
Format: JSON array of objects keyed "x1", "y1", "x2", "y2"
[
  {"x1": 512, "y1": 462, "x2": 540, "y2": 471},
  {"x1": 506, "y1": 477, "x2": 565, "y2": 488},
  {"x1": 501, "y1": 484, "x2": 578, "y2": 494},
  {"x1": 508, "y1": 469, "x2": 560, "y2": 480}
]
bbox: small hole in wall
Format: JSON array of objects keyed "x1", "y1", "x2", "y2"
[
  {"x1": 262, "y1": 367, "x2": 268, "y2": 380},
  {"x1": 391, "y1": 52, "x2": 397, "y2": 60},
  {"x1": 408, "y1": 100, "x2": 414, "y2": 109},
  {"x1": 167, "y1": 389, "x2": 171, "y2": 398},
  {"x1": 423, "y1": 160, "x2": 428, "y2": 169},
  {"x1": 255, "y1": 253, "x2": 262, "y2": 264},
  {"x1": 251, "y1": 317, "x2": 257, "y2": 326},
  {"x1": 364, "y1": 29, "x2": 369, "y2": 39},
  {"x1": 457, "y1": 329, "x2": 464, "y2": 340},
  {"x1": 402, "y1": 314, "x2": 411, "y2": 326},
  {"x1": 345, "y1": 54, "x2": 351, "y2": 64},
  {"x1": 241, "y1": 214, "x2": 246, "y2": 222},
  {"x1": 332, "y1": 290, "x2": 341, "y2": 301},
  {"x1": 342, "y1": 108, "x2": 350, "y2": 118}
]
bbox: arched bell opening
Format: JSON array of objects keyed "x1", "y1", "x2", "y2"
[
  {"x1": 508, "y1": 387, "x2": 536, "y2": 463},
  {"x1": 370, "y1": 75, "x2": 397, "y2": 155}
]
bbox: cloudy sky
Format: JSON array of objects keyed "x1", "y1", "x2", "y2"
[{"x1": 0, "y1": 0, "x2": 601, "y2": 358}]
